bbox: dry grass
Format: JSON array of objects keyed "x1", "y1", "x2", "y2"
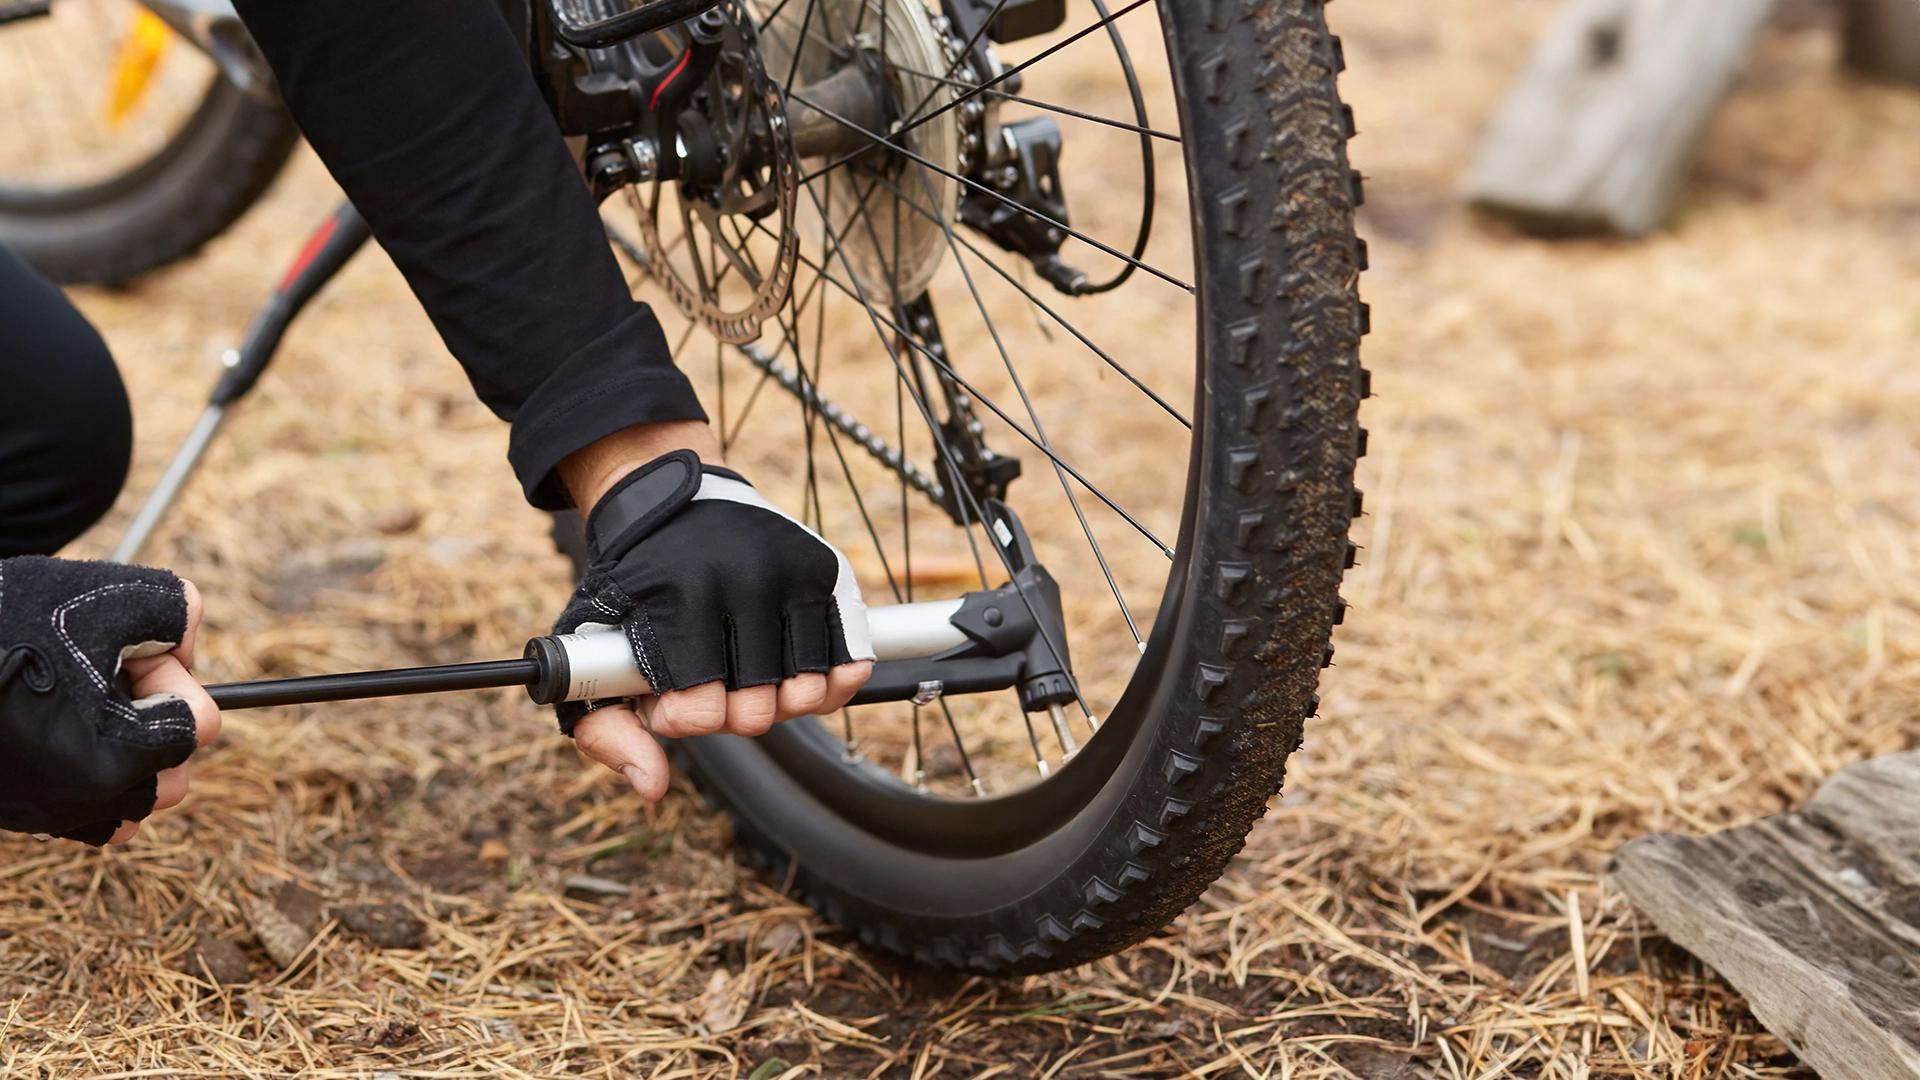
[{"x1": 5, "y1": 0, "x2": 1919, "y2": 1075}]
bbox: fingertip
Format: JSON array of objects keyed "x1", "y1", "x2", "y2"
[
  {"x1": 621, "y1": 763, "x2": 669, "y2": 802},
  {"x1": 570, "y1": 707, "x2": 672, "y2": 799},
  {"x1": 176, "y1": 578, "x2": 202, "y2": 670},
  {"x1": 108, "y1": 820, "x2": 139, "y2": 845},
  {"x1": 822, "y1": 660, "x2": 874, "y2": 713},
  {"x1": 153, "y1": 765, "x2": 189, "y2": 811},
  {"x1": 195, "y1": 700, "x2": 222, "y2": 747},
  {"x1": 127, "y1": 655, "x2": 220, "y2": 749}
]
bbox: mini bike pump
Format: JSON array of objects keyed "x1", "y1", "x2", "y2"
[{"x1": 204, "y1": 593, "x2": 1065, "y2": 713}]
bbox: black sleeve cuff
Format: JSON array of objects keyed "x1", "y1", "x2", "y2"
[{"x1": 506, "y1": 303, "x2": 708, "y2": 510}]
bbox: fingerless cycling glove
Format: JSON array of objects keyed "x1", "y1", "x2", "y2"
[
  {"x1": 550, "y1": 450, "x2": 873, "y2": 734},
  {"x1": 0, "y1": 557, "x2": 200, "y2": 845}
]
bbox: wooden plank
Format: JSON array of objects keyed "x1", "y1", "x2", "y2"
[
  {"x1": 1462, "y1": 0, "x2": 1778, "y2": 236},
  {"x1": 1612, "y1": 751, "x2": 1920, "y2": 1080},
  {"x1": 1844, "y1": 0, "x2": 1920, "y2": 85}
]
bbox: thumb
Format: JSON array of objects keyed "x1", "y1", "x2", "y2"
[{"x1": 570, "y1": 704, "x2": 672, "y2": 802}]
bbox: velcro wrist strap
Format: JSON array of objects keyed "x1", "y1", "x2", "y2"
[
  {"x1": 585, "y1": 451, "x2": 759, "y2": 561},
  {"x1": 584, "y1": 450, "x2": 704, "y2": 561}
]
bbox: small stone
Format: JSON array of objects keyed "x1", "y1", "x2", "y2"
[
  {"x1": 478, "y1": 838, "x2": 510, "y2": 862},
  {"x1": 179, "y1": 933, "x2": 252, "y2": 985},
  {"x1": 563, "y1": 874, "x2": 631, "y2": 897},
  {"x1": 246, "y1": 897, "x2": 313, "y2": 971},
  {"x1": 758, "y1": 921, "x2": 803, "y2": 956},
  {"x1": 334, "y1": 902, "x2": 427, "y2": 950},
  {"x1": 370, "y1": 505, "x2": 423, "y2": 535},
  {"x1": 271, "y1": 881, "x2": 325, "y2": 931}
]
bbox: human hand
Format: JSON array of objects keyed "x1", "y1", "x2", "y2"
[
  {"x1": 550, "y1": 446, "x2": 873, "y2": 801},
  {"x1": 0, "y1": 558, "x2": 220, "y2": 845}
]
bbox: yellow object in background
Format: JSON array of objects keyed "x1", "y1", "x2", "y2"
[{"x1": 105, "y1": 8, "x2": 172, "y2": 127}]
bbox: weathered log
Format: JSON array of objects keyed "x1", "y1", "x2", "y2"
[
  {"x1": 1612, "y1": 752, "x2": 1920, "y2": 1080},
  {"x1": 1844, "y1": 0, "x2": 1920, "y2": 85},
  {"x1": 1462, "y1": 0, "x2": 1779, "y2": 236}
]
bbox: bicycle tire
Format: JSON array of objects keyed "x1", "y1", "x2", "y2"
[
  {"x1": 567, "y1": 0, "x2": 1371, "y2": 973},
  {"x1": 0, "y1": 77, "x2": 297, "y2": 285}
]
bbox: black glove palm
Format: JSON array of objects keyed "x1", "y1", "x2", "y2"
[
  {"x1": 0, "y1": 557, "x2": 199, "y2": 845},
  {"x1": 551, "y1": 450, "x2": 874, "y2": 734}
]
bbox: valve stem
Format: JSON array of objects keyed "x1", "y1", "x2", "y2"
[{"x1": 1047, "y1": 703, "x2": 1079, "y2": 759}]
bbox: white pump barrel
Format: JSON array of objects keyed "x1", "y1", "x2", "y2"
[{"x1": 550, "y1": 597, "x2": 968, "y2": 702}]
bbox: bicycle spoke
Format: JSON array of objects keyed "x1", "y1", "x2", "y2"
[
  {"x1": 935, "y1": 698, "x2": 985, "y2": 796},
  {"x1": 780, "y1": 0, "x2": 823, "y2": 97},
  {"x1": 874, "y1": 56, "x2": 1181, "y2": 143},
  {"x1": 795, "y1": 0, "x2": 1155, "y2": 185},
  {"x1": 787, "y1": 88, "x2": 1193, "y2": 294}
]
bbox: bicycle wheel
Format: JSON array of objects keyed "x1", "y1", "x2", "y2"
[
  {"x1": 597, "y1": 0, "x2": 1368, "y2": 972},
  {"x1": 0, "y1": 1, "x2": 296, "y2": 284}
]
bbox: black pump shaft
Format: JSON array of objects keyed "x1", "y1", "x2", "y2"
[{"x1": 207, "y1": 657, "x2": 542, "y2": 711}]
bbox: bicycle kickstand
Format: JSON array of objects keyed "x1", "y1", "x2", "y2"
[{"x1": 111, "y1": 200, "x2": 372, "y2": 564}]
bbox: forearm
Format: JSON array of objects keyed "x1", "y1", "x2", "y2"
[{"x1": 230, "y1": 0, "x2": 707, "y2": 509}]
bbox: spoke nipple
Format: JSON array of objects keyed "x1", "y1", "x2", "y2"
[
  {"x1": 969, "y1": 778, "x2": 986, "y2": 797},
  {"x1": 1035, "y1": 759, "x2": 1051, "y2": 779}
]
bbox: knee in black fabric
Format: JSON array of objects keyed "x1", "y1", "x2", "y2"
[{"x1": 0, "y1": 248, "x2": 134, "y2": 555}]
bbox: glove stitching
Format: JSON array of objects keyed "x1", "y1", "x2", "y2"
[
  {"x1": 628, "y1": 604, "x2": 668, "y2": 690},
  {"x1": 50, "y1": 582, "x2": 192, "y2": 743},
  {"x1": 625, "y1": 620, "x2": 657, "y2": 687}
]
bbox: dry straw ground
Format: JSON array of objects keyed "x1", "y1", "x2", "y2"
[{"x1": 6, "y1": 0, "x2": 1920, "y2": 1075}]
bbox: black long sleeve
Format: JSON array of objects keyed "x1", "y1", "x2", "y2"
[{"x1": 230, "y1": 0, "x2": 706, "y2": 510}]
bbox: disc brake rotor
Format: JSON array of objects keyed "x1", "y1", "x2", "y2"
[
  {"x1": 760, "y1": 0, "x2": 960, "y2": 304},
  {"x1": 630, "y1": 3, "x2": 800, "y2": 344}
]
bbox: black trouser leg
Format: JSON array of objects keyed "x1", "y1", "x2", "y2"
[{"x1": 0, "y1": 248, "x2": 132, "y2": 557}]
